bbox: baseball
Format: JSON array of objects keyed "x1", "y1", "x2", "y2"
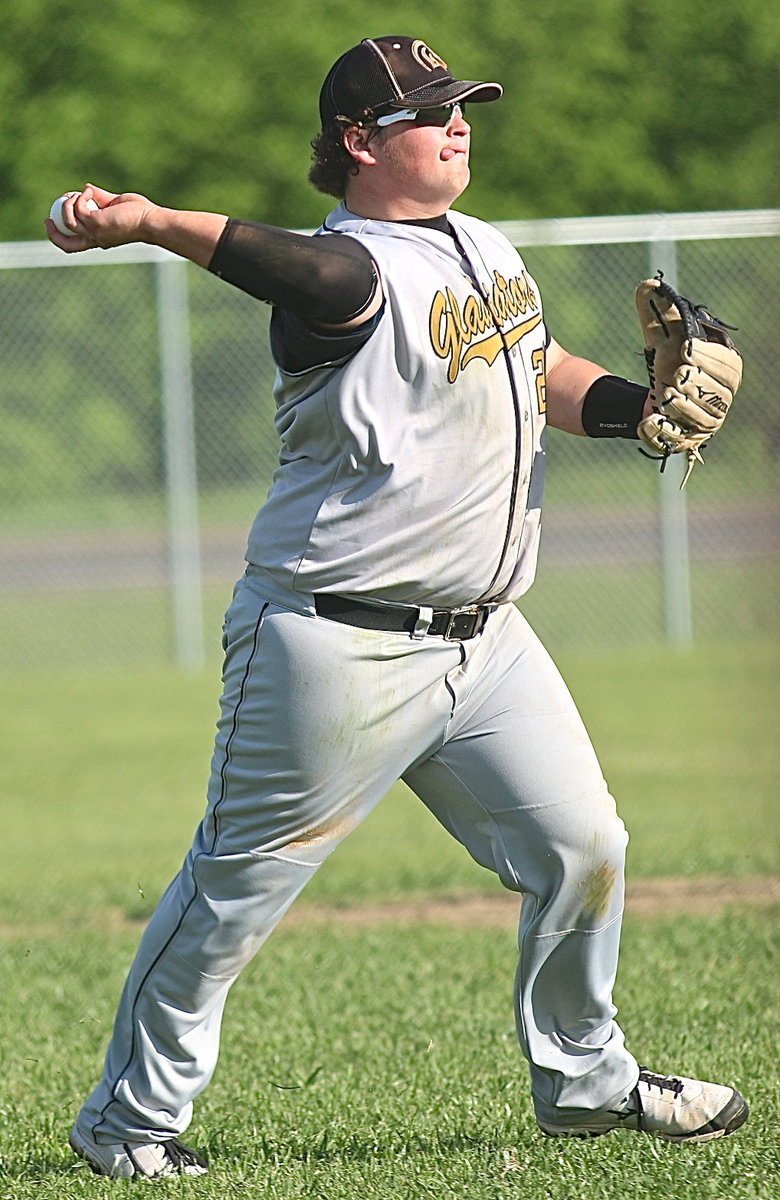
[{"x1": 49, "y1": 192, "x2": 99, "y2": 237}]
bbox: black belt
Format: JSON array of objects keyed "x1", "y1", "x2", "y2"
[{"x1": 314, "y1": 593, "x2": 496, "y2": 640}]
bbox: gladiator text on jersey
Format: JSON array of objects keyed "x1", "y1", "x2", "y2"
[{"x1": 429, "y1": 270, "x2": 543, "y2": 383}]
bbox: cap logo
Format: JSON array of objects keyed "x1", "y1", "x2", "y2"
[{"x1": 411, "y1": 40, "x2": 448, "y2": 72}]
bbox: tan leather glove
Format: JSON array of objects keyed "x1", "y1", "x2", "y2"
[{"x1": 635, "y1": 273, "x2": 743, "y2": 485}]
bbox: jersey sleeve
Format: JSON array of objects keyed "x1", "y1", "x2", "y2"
[{"x1": 269, "y1": 305, "x2": 384, "y2": 374}]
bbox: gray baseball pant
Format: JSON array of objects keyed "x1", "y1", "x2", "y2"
[{"x1": 77, "y1": 570, "x2": 638, "y2": 1142}]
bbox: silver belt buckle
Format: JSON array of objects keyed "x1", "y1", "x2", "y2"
[
  {"x1": 444, "y1": 606, "x2": 479, "y2": 640},
  {"x1": 447, "y1": 604, "x2": 498, "y2": 640}
]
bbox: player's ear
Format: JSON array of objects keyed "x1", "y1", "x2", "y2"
[{"x1": 342, "y1": 124, "x2": 380, "y2": 166}]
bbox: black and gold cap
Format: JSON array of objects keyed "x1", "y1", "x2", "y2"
[{"x1": 319, "y1": 36, "x2": 503, "y2": 126}]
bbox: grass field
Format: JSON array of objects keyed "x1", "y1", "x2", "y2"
[{"x1": 1, "y1": 638, "x2": 778, "y2": 1197}]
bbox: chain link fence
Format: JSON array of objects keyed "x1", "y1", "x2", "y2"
[{"x1": 1, "y1": 211, "x2": 777, "y2": 672}]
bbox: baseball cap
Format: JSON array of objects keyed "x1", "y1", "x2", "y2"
[{"x1": 319, "y1": 36, "x2": 503, "y2": 126}]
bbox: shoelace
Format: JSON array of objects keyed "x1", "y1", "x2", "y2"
[
  {"x1": 632, "y1": 1069, "x2": 685, "y2": 1133},
  {"x1": 638, "y1": 1069, "x2": 685, "y2": 1096},
  {"x1": 116, "y1": 1138, "x2": 207, "y2": 1178},
  {"x1": 163, "y1": 1139, "x2": 208, "y2": 1172}
]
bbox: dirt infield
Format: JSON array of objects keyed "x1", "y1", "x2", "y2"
[{"x1": 287, "y1": 875, "x2": 780, "y2": 929}]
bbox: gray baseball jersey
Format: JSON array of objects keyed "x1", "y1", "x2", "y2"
[{"x1": 246, "y1": 205, "x2": 548, "y2": 610}]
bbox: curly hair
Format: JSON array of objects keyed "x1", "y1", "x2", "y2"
[{"x1": 308, "y1": 120, "x2": 384, "y2": 198}]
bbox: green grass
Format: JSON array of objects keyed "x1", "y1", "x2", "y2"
[
  {"x1": 0, "y1": 640, "x2": 777, "y2": 1196},
  {"x1": 1, "y1": 914, "x2": 777, "y2": 1199},
  {"x1": 0, "y1": 485, "x2": 272, "y2": 537},
  {"x1": 522, "y1": 558, "x2": 780, "y2": 646}
]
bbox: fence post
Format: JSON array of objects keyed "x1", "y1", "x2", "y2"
[
  {"x1": 646, "y1": 236, "x2": 693, "y2": 646},
  {"x1": 155, "y1": 258, "x2": 205, "y2": 671}
]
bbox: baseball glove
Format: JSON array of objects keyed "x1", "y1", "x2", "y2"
[{"x1": 635, "y1": 272, "x2": 743, "y2": 486}]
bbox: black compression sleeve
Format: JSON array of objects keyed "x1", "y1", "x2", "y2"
[
  {"x1": 581, "y1": 375, "x2": 648, "y2": 439},
  {"x1": 208, "y1": 219, "x2": 378, "y2": 325}
]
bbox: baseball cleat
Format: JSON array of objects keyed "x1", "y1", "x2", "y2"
[
  {"x1": 538, "y1": 1068, "x2": 749, "y2": 1142},
  {"x1": 69, "y1": 1123, "x2": 208, "y2": 1179}
]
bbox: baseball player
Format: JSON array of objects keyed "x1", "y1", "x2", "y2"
[{"x1": 46, "y1": 36, "x2": 746, "y2": 1180}]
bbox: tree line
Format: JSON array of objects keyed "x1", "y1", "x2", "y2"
[{"x1": 2, "y1": 0, "x2": 777, "y2": 241}]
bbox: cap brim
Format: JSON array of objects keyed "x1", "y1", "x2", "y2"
[{"x1": 394, "y1": 80, "x2": 503, "y2": 108}]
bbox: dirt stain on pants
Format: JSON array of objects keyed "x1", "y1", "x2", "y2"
[{"x1": 580, "y1": 859, "x2": 617, "y2": 921}]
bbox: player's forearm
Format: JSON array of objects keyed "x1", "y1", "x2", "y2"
[
  {"x1": 545, "y1": 343, "x2": 652, "y2": 437},
  {"x1": 141, "y1": 208, "x2": 230, "y2": 269},
  {"x1": 545, "y1": 347, "x2": 611, "y2": 435}
]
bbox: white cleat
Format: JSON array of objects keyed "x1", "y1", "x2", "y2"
[
  {"x1": 538, "y1": 1068, "x2": 749, "y2": 1142},
  {"x1": 69, "y1": 1123, "x2": 208, "y2": 1178}
]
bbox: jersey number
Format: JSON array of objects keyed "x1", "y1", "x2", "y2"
[{"x1": 532, "y1": 348, "x2": 547, "y2": 414}]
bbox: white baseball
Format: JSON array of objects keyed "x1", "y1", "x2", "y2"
[{"x1": 49, "y1": 192, "x2": 99, "y2": 237}]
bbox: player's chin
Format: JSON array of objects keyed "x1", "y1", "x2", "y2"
[{"x1": 442, "y1": 153, "x2": 470, "y2": 183}]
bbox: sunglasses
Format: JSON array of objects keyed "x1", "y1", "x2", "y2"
[{"x1": 372, "y1": 102, "x2": 467, "y2": 128}]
